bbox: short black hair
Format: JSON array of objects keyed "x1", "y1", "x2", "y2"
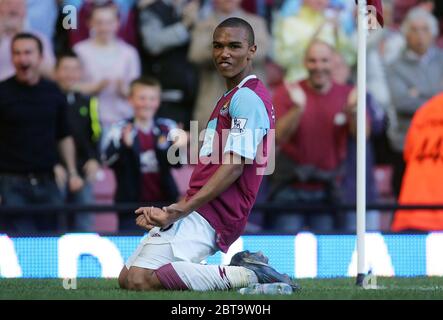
[
  {"x1": 215, "y1": 17, "x2": 255, "y2": 46},
  {"x1": 11, "y1": 32, "x2": 43, "y2": 55},
  {"x1": 129, "y1": 76, "x2": 162, "y2": 95},
  {"x1": 55, "y1": 50, "x2": 79, "y2": 68}
]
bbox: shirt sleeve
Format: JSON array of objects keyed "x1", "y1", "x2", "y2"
[{"x1": 224, "y1": 88, "x2": 270, "y2": 160}]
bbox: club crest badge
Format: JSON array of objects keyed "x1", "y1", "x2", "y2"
[{"x1": 220, "y1": 101, "x2": 229, "y2": 116}]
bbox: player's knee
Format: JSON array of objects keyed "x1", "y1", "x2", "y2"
[
  {"x1": 118, "y1": 267, "x2": 129, "y2": 289},
  {"x1": 126, "y1": 269, "x2": 158, "y2": 291},
  {"x1": 127, "y1": 274, "x2": 153, "y2": 291}
]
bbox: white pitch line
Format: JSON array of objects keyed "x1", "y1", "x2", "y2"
[{"x1": 303, "y1": 286, "x2": 443, "y2": 292}]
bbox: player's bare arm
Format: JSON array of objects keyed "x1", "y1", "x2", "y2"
[{"x1": 135, "y1": 152, "x2": 245, "y2": 229}]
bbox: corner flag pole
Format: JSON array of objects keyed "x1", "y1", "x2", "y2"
[{"x1": 356, "y1": 0, "x2": 368, "y2": 286}]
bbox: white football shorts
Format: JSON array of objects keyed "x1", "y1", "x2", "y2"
[{"x1": 125, "y1": 211, "x2": 218, "y2": 270}]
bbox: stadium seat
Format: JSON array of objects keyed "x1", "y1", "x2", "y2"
[
  {"x1": 90, "y1": 166, "x2": 194, "y2": 232},
  {"x1": 92, "y1": 168, "x2": 118, "y2": 233},
  {"x1": 171, "y1": 165, "x2": 194, "y2": 196}
]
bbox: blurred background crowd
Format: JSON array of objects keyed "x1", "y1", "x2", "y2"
[{"x1": 1, "y1": 0, "x2": 443, "y2": 235}]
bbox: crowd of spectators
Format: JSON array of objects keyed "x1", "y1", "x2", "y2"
[{"x1": 1, "y1": 0, "x2": 443, "y2": 234}]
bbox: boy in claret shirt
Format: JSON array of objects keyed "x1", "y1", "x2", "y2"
[
  {"x1": 102, "y1": 77, "x2": 180, "y2": 231},
  {"x1": 117, "y1": 18, "x2": 299, "y2": 292}
]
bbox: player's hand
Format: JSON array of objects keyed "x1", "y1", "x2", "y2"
[
  {"x1": 135, "y1": 206, "x2": 178, "y2": 229},
  {"x1": 135, "y1": 213, "x2": 155, "y2": 231},
  {"x1": 150, "y1": 206, "x2": 179, "y2": 228}
]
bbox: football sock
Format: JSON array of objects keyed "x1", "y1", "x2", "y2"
[{"x1": 155, "y1": 261, "x2": 258, "y2": 291}]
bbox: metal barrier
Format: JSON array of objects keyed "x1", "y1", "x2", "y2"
[
  {"x1": 1, "y1": 202, "x2": 443, "y2": 234},
  {"x1": 1, "y1": 202, "x2": 443, "y2": 215}
]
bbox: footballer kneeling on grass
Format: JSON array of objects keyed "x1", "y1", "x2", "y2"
[{"x1": 118, "y1": 17, "x2": 299, "y2": 292}]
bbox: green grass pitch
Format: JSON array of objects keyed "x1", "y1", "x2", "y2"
[{"x1": 1, "y1": 277, "x2": 443, "y2": 300}]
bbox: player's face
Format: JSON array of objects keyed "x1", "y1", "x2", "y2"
[
  {"x1": 90, "y1": 7, "x2": 120, "y2": 42},
  {"x1": 304, "y1": 42, "x2": 333, "y2": 90},
  {"x1": 55, "y1": 57, "x2": 82, "y2": 91},
  {"x1": 11, "y1": 38, "x2": 43, "y2": 85},
  {"x1": 129, "y1": 85, "x2": 161, "y2": 121},
  {"x1": 212, "y1": 27, "x2": 256, "y2": 80}
]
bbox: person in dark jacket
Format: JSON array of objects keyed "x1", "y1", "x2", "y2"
[
  {"x1": 102, "y1": 77, "x2": 181, "y2": 230},
  {"x1": 137, "y1": 0, "x2": 200, "y2": 130},
  {"x1": 0, "y1": 33, "x2": 83, "y2": 233},
  {"x1": 54, "y1": 51, "x2": 102, "y2": 232}
]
